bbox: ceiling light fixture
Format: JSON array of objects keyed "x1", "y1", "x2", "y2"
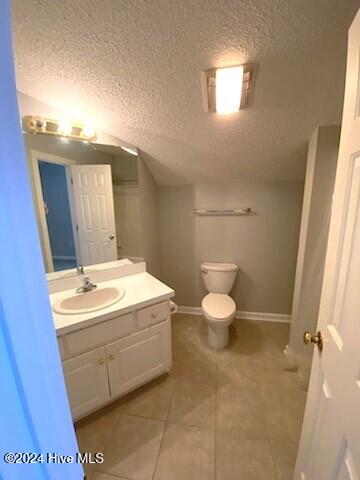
[
  {"x1": 201, "y1": 63, "x2": 256, "y2": 114},
  {"x1": 215, "y1": 66, "x2": 243, "y2": 114}
]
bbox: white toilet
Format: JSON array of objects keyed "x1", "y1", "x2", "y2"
[{"x1": 201, "y1": 262, "x2": 238, "y2": 349}]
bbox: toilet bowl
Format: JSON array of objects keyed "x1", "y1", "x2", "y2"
[{"x1": 200, "y1": 262, "x2": 238, "y2": 349}]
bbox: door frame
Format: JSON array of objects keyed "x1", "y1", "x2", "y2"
[{"x1": 30, "y1": 149, "x2": 76, "y2": 272}]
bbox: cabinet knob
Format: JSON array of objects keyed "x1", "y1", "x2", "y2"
[
  {"x1": 109, "y1": 354, "x2": 115, "y2": 361},
  {"x1": 98, "y1": 358, "x2": 105, "y2": 365},
  {"x1": 151, "y1": 312, "x2": 157, "y2": 319}
]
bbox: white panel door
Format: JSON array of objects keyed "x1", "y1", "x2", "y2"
[
  {"x1": 294, "y1": 10, "x2": 360, "y2": 480},
  {"x1": 62, "y1": 347, "x2": 110, "y2": 420},
  {"x1": 106, "y1": 322, "x2": 171, "y2": 398},
  {"x1": 68, "y1": 165, "x2": 117, "y2": 265}
]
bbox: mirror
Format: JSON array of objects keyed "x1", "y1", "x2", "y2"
[{"x1": 23, "y1": 133, "x2": 144, "y2": 275}]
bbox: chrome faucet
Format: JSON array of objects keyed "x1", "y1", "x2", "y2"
[
  {"x1": 76, "y1": 276, "x2": 97, "y2": 294},
  {"x1": 76, "y1": 264, "x2": 84, "y2": 275}
]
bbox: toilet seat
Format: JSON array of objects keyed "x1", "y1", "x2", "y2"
[{"x1": 201, "y1": 293, "x2": 236, "y2": 322}]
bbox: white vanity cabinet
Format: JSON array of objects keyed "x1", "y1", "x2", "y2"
[
  {"x1": 106, "y1": 321, "x2": 171, "y2": 398},
  {"x1": 58, "y1": 300, "x2": 172, "y2": 420},
  {"x1": 62, "y1": 347, "x2": 110, "y2": 419}
]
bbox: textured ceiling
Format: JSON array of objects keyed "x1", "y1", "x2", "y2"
[{"x1": 12, "y1": 0, "x2": 359, "y2": 185}]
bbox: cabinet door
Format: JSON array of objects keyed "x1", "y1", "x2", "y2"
[
  {"x1": 106, "y1": 321, "x2": 171, "y2": 398},
  {"x1": 63, "y1": 346, "x2": 110, "y2": 420}
]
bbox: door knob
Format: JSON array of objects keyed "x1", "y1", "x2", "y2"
[
  {"x1": 303, "y1": 330, "x2": 323, "y2": 352},
  {"x1": 109, "y1": 234, "x2": 115, "y2": 240},
  {"x1": 98, "y1": 358, "x2": 105, "y2": 365},
  {"x1": 108, "y1": 354, "x2": 115, "y2": 361}
]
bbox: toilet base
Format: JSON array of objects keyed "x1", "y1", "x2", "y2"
[{"x1": 207, "y1": 324, "x2": 229, "y2": 350}]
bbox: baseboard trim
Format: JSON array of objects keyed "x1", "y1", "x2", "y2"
[
  {"x1": 177, "y1": 306, "x2": 202, "y2": 316},
  {"x1": 177, "y1": 306, "x2": 291, "y2": 323},
  {"x1": 236, "y1": 310, "x2": 291, "y2": 323}
]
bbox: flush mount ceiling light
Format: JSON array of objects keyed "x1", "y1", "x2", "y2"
[
  {"x1": 216, "y1": 66, "x2": 243, "y2": 114},
  {"x1": 22, "y1": 115, "x2": 97, "y2": 142},
  {"x1": 201, "y1": 64, "x2": 256, "y2": 114}
]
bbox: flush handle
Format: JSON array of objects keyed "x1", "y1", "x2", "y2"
[{"x1": 303, "y1": 331, "x2": 323, "y2": 352}]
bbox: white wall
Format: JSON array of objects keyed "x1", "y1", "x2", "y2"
[
  {"x1": 158, "y1": 186, "x2": 196, "y2": 306},
  {"x1": 288, "y1": 125, "x2": 340, "y2": 383},
  {"x1": 158, "y1": 181, "x2": 304, "y2": 314}
]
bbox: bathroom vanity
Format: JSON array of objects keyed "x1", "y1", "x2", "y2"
[{"x1": 50, "y1": 262, "x2": 174, "y2": 421}]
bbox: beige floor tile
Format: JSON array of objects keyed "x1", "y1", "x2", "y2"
[
  {"x1": 154, "y1": 423, "x2": 215, "y2": 480},
  {"x1": 76, "y1": 408, "x2": 117, "y2": 480},
  {"x1": 93, "y1": 472, "x2": 129, "y2": 480},
  {"x1": 98, "y1": 414, "x2": 164, "y2": 480},
  {"x1": 250, "y1": 341, "x2": 293, "y2": 375},
  {"x1": 216, "y1": 431, "x2": 276, "y2": 480},
  {"x1": 168, "y1": 381, "x2": 216, "y2": 429},
  {"x1": 217, "y1": 348, "x2": 258, "y2": 389},
  {"x1": 123, "y1": 375, "x2": 175, "y2": 421},
  {"x1": 170, "y1": 348, "x2": 218, "y2": 385},
  {"x1": 216, "y1": 384, "x2": 268, "y2": 439},
  {"x1": 258, "y1": 371, "x2": 307, "y2": 444}
]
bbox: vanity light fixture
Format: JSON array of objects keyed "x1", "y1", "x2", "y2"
[
  {"x1": 22, "y1": 115, "x2": 97, "y2": 142},
  {"x1": 58, "y1": 118, "x2": 73, "y2": 136},
  {"x1": 201, "y1": 63, "x2": 256, "y2": 114},
  {"x1": 121, "y1": 145, "x2": 138, "y2": 156}
]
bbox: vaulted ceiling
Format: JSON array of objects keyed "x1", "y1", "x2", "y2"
[{"x1": 12, "y1": 0, "x2": 359, "y2": 184}]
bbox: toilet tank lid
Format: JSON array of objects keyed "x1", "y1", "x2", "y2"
[{"x1": 201, "y1": 262, "x2": 238, "y2": 272}]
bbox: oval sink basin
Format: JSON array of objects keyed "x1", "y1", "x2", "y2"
[{"x1": 53, "y1": 286, "x2": 125, "y2": 315}]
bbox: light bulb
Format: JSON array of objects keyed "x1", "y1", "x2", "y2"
[
  {"x1": 58, "y1": 119, "x2": 72, "y2": 136},
  {"x1": 83, "y1": 122, "x2": 96, "y2": 139},
  {"x1": 215, "y1": 66, "x2": 243, "y2": 114}
]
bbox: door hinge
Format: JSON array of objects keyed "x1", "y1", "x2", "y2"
[
  {"x1": 76, "y1": 224, "x2": 79, "y2": 232},
  {"x1": 71, "y1": 177, "x2": 74, "y2": 184}
]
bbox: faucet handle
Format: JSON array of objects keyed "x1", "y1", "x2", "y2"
[{"x1": 77, "y1": 264, "x2": 84, "y2": 275}]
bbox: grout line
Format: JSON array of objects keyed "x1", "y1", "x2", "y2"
[
  {"x1": 95, "y1": 471, "x2": 133, "y2": 480},
  {"x1": 150, "y1": 375, "x2": 176, "y2": 480}
]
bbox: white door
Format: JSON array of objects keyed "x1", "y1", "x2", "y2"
[
  {"x1": 68, "y1": 165, "x2": 117, "y2": 266},
  {"x1": 294, "y1": 10, "x2": 360, "y2": 479},
  {"x1": 62, "y1": 347, "x2": 110, "y2": 420},
  {"x1": 106, "y1": 322, "x2": 171, "y2": 398}
]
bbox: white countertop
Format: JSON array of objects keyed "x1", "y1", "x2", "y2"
[{"x1": 51, "y1": 272, "x2": 175, "y2": 336}]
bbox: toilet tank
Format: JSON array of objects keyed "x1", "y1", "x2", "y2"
[{"x1": 201, "y1": 262, "x2": 238, "y2": 294}]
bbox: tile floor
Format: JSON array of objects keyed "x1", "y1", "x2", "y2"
[{"x1": 76, "y1": 313, "x2": 307, "y2": 480}]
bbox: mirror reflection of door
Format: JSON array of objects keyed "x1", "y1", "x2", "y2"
[
  {"x1": 38, "y1": 160, "x2": 117, "y2": 270},
  {"x1": 68, "y1": 165, "x2": 117, "y2": 266},
  {"x1": 39, "y1": 161, "x2": 77, "y2": 271}
]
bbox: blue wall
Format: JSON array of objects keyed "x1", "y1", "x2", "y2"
[{"x1": 39, "y1": 162, "x2": 76, "y2": 267}]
